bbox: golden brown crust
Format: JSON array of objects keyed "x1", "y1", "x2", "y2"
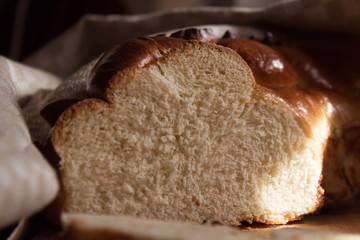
[
  {"x1": 272, "y1": 46, "x2": 337, "y2": 91},
  {"x1": 217, "y1": 38, "x2": 299, "y2": 89}
]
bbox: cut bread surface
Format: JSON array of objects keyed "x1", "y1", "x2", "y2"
[{"x1": 52, "y1": 38, "x2": 325, "y2": 225}]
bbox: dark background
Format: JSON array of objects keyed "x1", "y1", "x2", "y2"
[{"x1": 0, "y1": 0, "x2": 244, "y2": 61}]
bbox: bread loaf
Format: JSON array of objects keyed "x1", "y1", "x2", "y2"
[{"x1": 51, "y1": 35, "x2": 332, "y2": 225}]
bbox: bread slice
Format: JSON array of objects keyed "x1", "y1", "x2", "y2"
[{"x1": 52, "y1": 36, "x2": 327, "y2": 224}]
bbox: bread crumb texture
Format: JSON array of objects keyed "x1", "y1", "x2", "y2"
[{"x1": 52, "y1": 39, "x2": 326, "y2": 225}]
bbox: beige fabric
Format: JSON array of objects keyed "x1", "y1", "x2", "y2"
[{"x1": 0, "y1": 56, "x2": 60, "y2": 229}]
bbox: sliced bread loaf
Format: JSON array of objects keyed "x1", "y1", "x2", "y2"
[{"x1": 52, "y1": 36, "x2": 328, "y2": 224}]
